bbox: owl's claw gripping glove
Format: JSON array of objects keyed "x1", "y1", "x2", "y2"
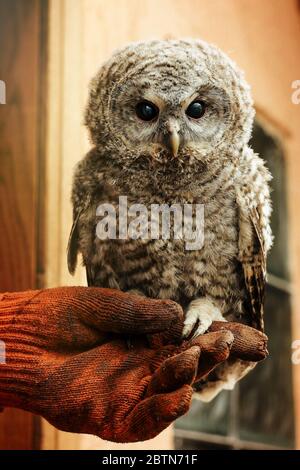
[{"x1": 0, "y1": 287, "x2": 268, "y2": 442}]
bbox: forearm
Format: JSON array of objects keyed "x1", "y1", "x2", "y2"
[{"x1": 0, "y1": 290, "x2": 41, "y2": 409}]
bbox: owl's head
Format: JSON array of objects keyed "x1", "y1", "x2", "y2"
[{"x1": 85, "y1": 39, "x2": 254, "y2": 166}]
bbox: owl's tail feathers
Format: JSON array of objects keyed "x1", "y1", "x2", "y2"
[{"x1": 193, "y1": 359, "x2": 255, "y2": 402}]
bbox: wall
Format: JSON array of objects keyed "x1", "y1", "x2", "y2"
[
  {"x1": 0, "y1": 0, "x2": 48, "y2": 449},
  {"x1": 44, "y1": 0, "x2": 300, "y2": 449}
]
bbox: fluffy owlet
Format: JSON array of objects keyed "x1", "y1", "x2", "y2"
[{"x1": 68, "y1": 39, "x2": 272, "y2": 401}]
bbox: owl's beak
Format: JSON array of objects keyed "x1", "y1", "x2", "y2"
[{"x1": 166, "y1": 122, "x2": 180, "y2": 158}]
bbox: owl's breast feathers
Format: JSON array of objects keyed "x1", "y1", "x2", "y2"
[{"x1": 68, "y1": 147, "x2": 272, "y2": 332}]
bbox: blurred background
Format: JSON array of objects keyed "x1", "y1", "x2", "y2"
[{"x1": 0, "y1": 0, "x2": 300, "y2": 450}]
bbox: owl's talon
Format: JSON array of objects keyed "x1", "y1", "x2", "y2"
[
  {"x1": 183, "y1": 298, "x2": 225, "y2": 339},
  {"x1": 182, "y1": 324, "x2": 194, "y2": 339},
  {"x1": 191, "y1": 325, "x2": 208, "y2": 340},
  {"x1": 182, "y1": 308, "x2": 202, "y2": 338}
]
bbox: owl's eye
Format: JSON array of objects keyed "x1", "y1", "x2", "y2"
[
  {"x1": 135, "y1": 101, "x2": 159, "y2": 121},
  {"x1": 186, "y1": 100, "x2": 206, "y2": 119}
]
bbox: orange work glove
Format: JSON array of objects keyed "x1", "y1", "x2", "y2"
[
  {"x1": 0, "y1": 287, "x2": 208, "y2": 442},
  {"x1": 0, "y1": 287, "x2": 266, "y2": 442}
]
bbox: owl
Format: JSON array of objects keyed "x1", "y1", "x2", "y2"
[{"x1": 68, "y1": 39, "x2": 272, "y2": 401}]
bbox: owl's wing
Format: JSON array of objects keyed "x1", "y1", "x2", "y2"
[
  {"x1": 68, "y1": 203, "x2": 101, "y2": 287},
  {"x1": 67, "y1": 203, "x2": 95, "y2": 286},
  {"x1": 67, "y1": 208, "x2": 82, "y2": 275},
  {"x1": 237, "y1": 193, "x2": 268, "y2": 332},
  {"x1": 67, "y1": 191, "x2": 92, "y2": 276}
]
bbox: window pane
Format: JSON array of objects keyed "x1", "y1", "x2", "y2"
[
  {"x1": 238, "y1": 285, "x2": 294, "y2": 448},
  {"x1": 176, "y1": 391, "x2": 230, "y2": 436},
  {"x1": 174, "y1": 436, "x2": 231, "y2": 450}
]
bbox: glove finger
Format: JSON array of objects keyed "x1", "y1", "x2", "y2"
[
  {"x1": 77, "y1": 287, "x2": 184, "y2": 336},
  {"x1": 146, "y1": 346, "x2": 200, "y2": 397},
  {"x1": 208, "y1": 321, "x2": 268, "y2": 361},
  {"x1": 118, "y1": 385, "x2": 193, "y2": 442},
  {"x1": 188, "y1": 330, "x2": 234, "y2": 380}
]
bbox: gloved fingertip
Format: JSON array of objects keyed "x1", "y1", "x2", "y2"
[
  {"x1": 159, "y1": 385, "x2": 193, "y2": 421},
  {"x1": 147, "y1": 346, "x2": 200, "y2": 396}
]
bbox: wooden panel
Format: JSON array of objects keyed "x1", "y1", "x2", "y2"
[{"x1": 0, "y1": 0, "x2": 47, "y2": 449}]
